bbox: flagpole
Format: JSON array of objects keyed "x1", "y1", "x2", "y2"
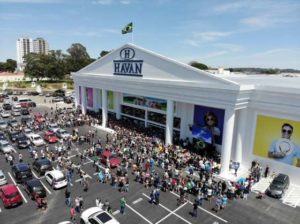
[{"x1": 131, "y1": 32, "x2": 134, "y2": 44}]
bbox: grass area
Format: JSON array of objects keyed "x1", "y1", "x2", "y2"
[{"x1": 5, "y1": 80, "x2": 74, "y2": 91}]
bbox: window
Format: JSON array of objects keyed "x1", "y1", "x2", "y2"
[
  {"x1": 121, "y1": 105, "x2": 145, "y2": 118},
  {"x1": 88, "y1": 218, "x2": 99, "y2": 224},
  {"x1": 96, "y1": 212, "x2": 112, "y2": 223},
  {"x1": 148, "y1": 111, "x2": 166, "y2": 124}
]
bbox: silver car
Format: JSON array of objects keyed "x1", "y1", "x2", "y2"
[{"x1": 0, "y1": 120, "x2": 7, "y2": 130}]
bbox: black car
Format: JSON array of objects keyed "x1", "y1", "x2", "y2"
[
  {"x1": 0, "y1": 132, "x2": 7, "y2": 141},
  {"x1": 266, "y1": 173, "x2": 290, "y2": 198},
  {"x1": 32, "y1": 159, "x2": 52, "y2": 175},
  {"x1": 2, "y1": 103, "x2": 12, "y2": 110},
  {"x1": 28, "y1": 101, "x2": 36, "y2": 107},
  {"x1": 53, "y1": 89, "x2": 65, "y2": 97},
  {"x1": 11, "y1": 163, "x2": 33, "y2": 183},
  {"x1": 8, "y1": 130, "x2": 20, "y2": 142},
  {"x1": 8, "y1": 119, "x2": 19, "y2": 128},
  {"x1": 21, "y1": 108, "x2": 30, "y2": 116},
  {"x1": 63, "y1": 97, "x2": 72, "y2": 104},
  {"x1": 21, "y1": 116, "x2": 34, "y2": 126},
  {"x1": 12, "y1": 96, "x2": 18, "y2": 101},
  {"x1": 23, "y1": 178, "x2": 46, "y2": 199},
  {"x1": 29, "y1": 91, "x2": 39, "y2": 96},
  {"x1": 16, "y1": 135, "x2": 31, "y2": 149}
]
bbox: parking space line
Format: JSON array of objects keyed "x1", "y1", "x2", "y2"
[
  {"x1": 126, "y1": 203, "x2": 153, "y2": 224},
  {"x1": 132, "y1": 198, "x2": 143, "y2": 205},
  {"x1": 142, "y1": 193, "x2": 191, "y2": 224},
  {"x1": 83, "y1": 160, "x2": 93, "y2": 165},
  {"x1": 32, "y1": 171, "x2": 52, "y2": 195},
  {"x1": 155, "y1": 202, "x2": 188, "y2": 224},
  {"x1": 170, "y1": 191, "x2": 228, "y2": 223},
  {"x1": 7, "y1": 172, "x2": 28, "y2": 204}
]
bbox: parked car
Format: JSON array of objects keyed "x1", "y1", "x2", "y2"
[
  {"x1": 33, "y1": 113, "x2": 45, "y2": 123},
  {"x1": 16, "y1": 135, "x2": 31, "y2": 149},
  {"x1": 12, "y1": 109, "x2": 21, "y2": 117},
  {"x1": 0, "y1": 120, "x2": 7, "y2": 130},
  {"x1": 32, "y1": 158, "x2": 52, "y2": 175},
  {"x1": 0, "y1": 184, "x2": 23, "y2": 208},
  {"x1": 48, "y1": 123, "x2": 59, "y2": 133},
  {"x1": 12, "y1": 103, "x2": 21, "y2": 110},
  {"x1": 23, "y1": 128, "x2": 34, "y2": 139},
  {"x1": 53, "y1": 89, "x2": 65, "y2": 97},
  {"x1": 1, "y1": 110, "x2": 10, "y2": 118},
  {"x1": 55, "y1": 129, "x2": 71, "y2": 140},
  {"x1": 0, "y1": 132, "x2": 7, "y2": 141},
  {"x1": 2, "y1": 103, "x2": 12, "y2": 110},
  {"x1": 52, "y1": 97, "x2": 64, "y2": 102},
  {"x1": 23, "y1": 178, "x2": 47, "y2": 199},
  {"x1": 80, "y1": 207, "x2": 120, "y2": 224},
  {"x1": 0, "y1": 170, "x2": 7, "y2": 186},
  {"x1": 8, "y1": 119, "x2": 19, "y2": 128},
  {"x1": 8, "y1": 130, "x2": 20, "y2": 142},
  {"x1": 45, "y1": 93, "x2": 51, "y2": 97},
  {"x1": 0, "y1": 140, "x2": 15, "y2": 154},
  {"x1": 30, "y1": 134, "x2": 46, "y2": 147},
  {"x1": 12, "y1": 96, "x2": 18, "y2": 101},
  {"x1": 266, "y1": 173, "x2": 290, "y2": 198},
  {"x1": 11, "y1": 163, "x2": 33, "y2": 183},
  {"x1": 45, "y1": 170, "x2": 67, "y2": 189},
  {"x1": 44, "y1": 131, "x2": 59, "y2": 143},
  {"x1": 64, "y1": 97, "x2": 72, "y2": 104},
  {"x1": 101, "y1": 151, "x2": 121, "y2": 168},
  {"x1": 21, "y1": 108, "x2": 30, "y2": 116},
  {"x1": 29, "y1": 91, "x2": 39, "y2": 96},
  {"x1": 21, "y1": 116, "x2": 34, "y2": 126}
]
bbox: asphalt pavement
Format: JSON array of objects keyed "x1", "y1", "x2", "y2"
[{"x1": 0, "y1": 95, "x2": 299, "y2": 224}]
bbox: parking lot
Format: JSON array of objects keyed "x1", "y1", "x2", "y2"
[{"x1": 0, "y1": 95, "x2": 299, "y2": 224}]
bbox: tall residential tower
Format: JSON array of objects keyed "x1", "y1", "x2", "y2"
[
  {"x1": 16, "y1": 37, "x2": 33, "y2": 71},
  {"x1": 33, "y1": 37, "x2": 49, "y2": 55}
]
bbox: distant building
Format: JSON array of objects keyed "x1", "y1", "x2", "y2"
[
  {"x1": 33, "y1": 37, "x2": 49, "y2": 55},
  {"x1": 16, "y1": 37, "x2": 49, "y2": 71},
  {"x1": 16, "y1": 37, "x2": 33, "y2": 71}
]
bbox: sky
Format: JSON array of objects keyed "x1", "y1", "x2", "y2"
[{"x1": 0, "y1": 0, "x2": 300, "y2": 69}]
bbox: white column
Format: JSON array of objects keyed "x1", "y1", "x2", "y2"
[
  {"x1": 115, "y1": 92, "x2": 121, "y2": 120},
  {"x1": 75, "y1": 84, "x2": 80, "y2": 107},
  {"x1": 165, "y1": 99, "x2": 174, "y2": 145},
  {"x1": 81, "y1": 86, "x2": 86, "y2": 115},
  {"x1": 220, "y1": 108, "x2": 235, "y2": 175},
  {"x1": 234, "y1": 109, "x2": 247, "y2": 164},
  {"x1": 102, "y1": 89, "x2": 108, "y2": 127},
  {"x1": 93, "y1": 88, "x2": 98, "y2": 112}
]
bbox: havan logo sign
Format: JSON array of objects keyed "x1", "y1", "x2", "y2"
[{"x1": 113, "y1": 48, "x2": 143, "y2": 77}]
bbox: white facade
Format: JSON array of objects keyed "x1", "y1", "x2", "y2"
[
  {"x1": 16, "y1": 37, "x2": 33, "y2": 71},
  {"x1": 72, "y1": 43, "x2": 300, "y2": 185},
  {"x1": 33, "y1": 38, "x2": 49, "y2": 55}
]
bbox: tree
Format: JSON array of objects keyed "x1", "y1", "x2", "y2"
[
  {"x1": 0, "y1": 59, "x2": 17, "y2": 72},
  {"x1": 24, "y1": 53, "x2": 46, "y2": 80},
  {"x1": 66, "y1": 43, "x2": 93, "y2": 73},
  {"x1": 189, "y1": 61, "x2": 209, "y2": 70},
  {"x1": 99, "y1": 50, "x2": 110, "y2": 58}
]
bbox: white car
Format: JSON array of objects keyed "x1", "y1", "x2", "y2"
[
  {"x1": 1, "y1": 111, "x2": 10, "y2": 118},
  {"x1": 0, "y1": 170, "x2": 7, "y2": 186},
  {"x1": 24, "y1": 128, "x2": 34, "y2": 139},
  {"x1": 0, "y1": 140, "x2": 16, "y2": 154},
  {"x1": 12, "y1": 109, "x2": 21, "y2": 117},
  {"x1": 48, "y1": 123, "x2": 60, "y2": 133},
  {"x1": 13, "y1": 103, "x2": 21, "y2": 110},
  {"x1": 56, "y1": 129, "x2": 71, "y2": 140},
  {"x1": 81, "y1": 207, "x2": 120, "y2": 224},
  {"x1": 45, "y1": 170, "x2": 67, "y2": 189},
  {"x1": 0, "y1": 120, "x2": 7, "y2": 129},
  {"x1": 30, "y1": 134, "x2": 46, "y2": 146}
]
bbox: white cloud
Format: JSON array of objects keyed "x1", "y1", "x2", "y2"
[
  {"x1": 241, "y1": 15, "x2": 294, "y2": 29},
  {"x1": 120, "y1": 0, "x2": 131, "y2": 4},
  {"x1": 92, "y1": 0, "x2": 112, "y2": 5},
  {"x1": 200, "y1": 51, "x2": 228, "y2": 59},
  {"x1": 184, "y1": 31, "x2": 233, "y2": 47},
  {"x1": 214, "y1": 1, "x2": 248, "y2": 13},
  {"x1": 213, "y1": 43, "x2": 243, "y2": 52}
]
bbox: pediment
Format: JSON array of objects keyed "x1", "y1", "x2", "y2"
[{"x1": 76, "y1": 43, "x2": 239, "y2": 88}]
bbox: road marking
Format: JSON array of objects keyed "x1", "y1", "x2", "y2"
[
  {"x1": 132, "y1": 198, "x2": 143, "y2": 204},
  {"x1": 170, "y1": 191, "x2": 228, "y2": 223},
  {"x1": 112, "y1": 210, "x2": 120, "y2": 215},
  {"x1": 156, "y1": 202, "x2": 188, "y2": 224},
  {"x1": 142, "y1": 193, "x2": 191, "y2": 224},
  {"x1": 7, "y1": 172, "x2": 28, "y2": 204},
  {"x1": 83, "y1": 160, "x2": 93, "y2": 165},
  {"x1": 32, "y1": 171, "x2": 52, "y2": 195},
  {"x1": 126, "y1": 204, "x2": 153, "y2": 224}
]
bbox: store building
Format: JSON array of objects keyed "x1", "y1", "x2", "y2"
[{"x1": 72, "y1": 44, "x2": 300, "y2": 184}]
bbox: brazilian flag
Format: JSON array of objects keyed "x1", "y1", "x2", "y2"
[{"x1": 122, "y1": 22, "x2": 133, "y2": 34}]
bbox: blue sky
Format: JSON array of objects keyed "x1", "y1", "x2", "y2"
[{"x1": 0, "y1": 0, "x2": 300, "y2": 69}]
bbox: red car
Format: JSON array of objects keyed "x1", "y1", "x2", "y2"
[
  {"x1": 0, "y1": 184, "x2": 23, "y2": 208},
  {"x1": 34, "y1": 113, "x2": 45, "y2": 123},
  {"x1": 44, "y1": 131, "x2": 59, "y2": 143},
  {"x1": 101, "y1": 151, "x2": 121, "y2": 168}
]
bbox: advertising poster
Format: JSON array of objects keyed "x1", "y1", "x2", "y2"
[
  {"x1": 79, "y1": 86, "x2": 82, "y2": 105},
  {"x1": 123, "y1": 94, "x2": 167, "y2": 111},
  {"x1": 86, "y1": 88, "x2": 93, "y2": 108},
  {"x1": 193, "y1": 105, "x2": 225, "y2": 146},
  {"x1": 253, "y1": 115, "x2": 300, "y2": 167}
]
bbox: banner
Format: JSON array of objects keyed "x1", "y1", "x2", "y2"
[
  {"x1": 253, "y1": 115, "x2": 300, "y2": 167},
  {"x1": 86, "y1": 88, "x2": 93, "y2": 108},
  {"x1": 79, "y1": 86, "x2": 82, "y2": 105},
  {"x1": 192, "y1": 126, "x2": 212, "y2": 144}
]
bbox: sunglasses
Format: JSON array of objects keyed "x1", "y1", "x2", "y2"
[{"x1": 282, "y1": 129, "x2": 292, "y2": 134}]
